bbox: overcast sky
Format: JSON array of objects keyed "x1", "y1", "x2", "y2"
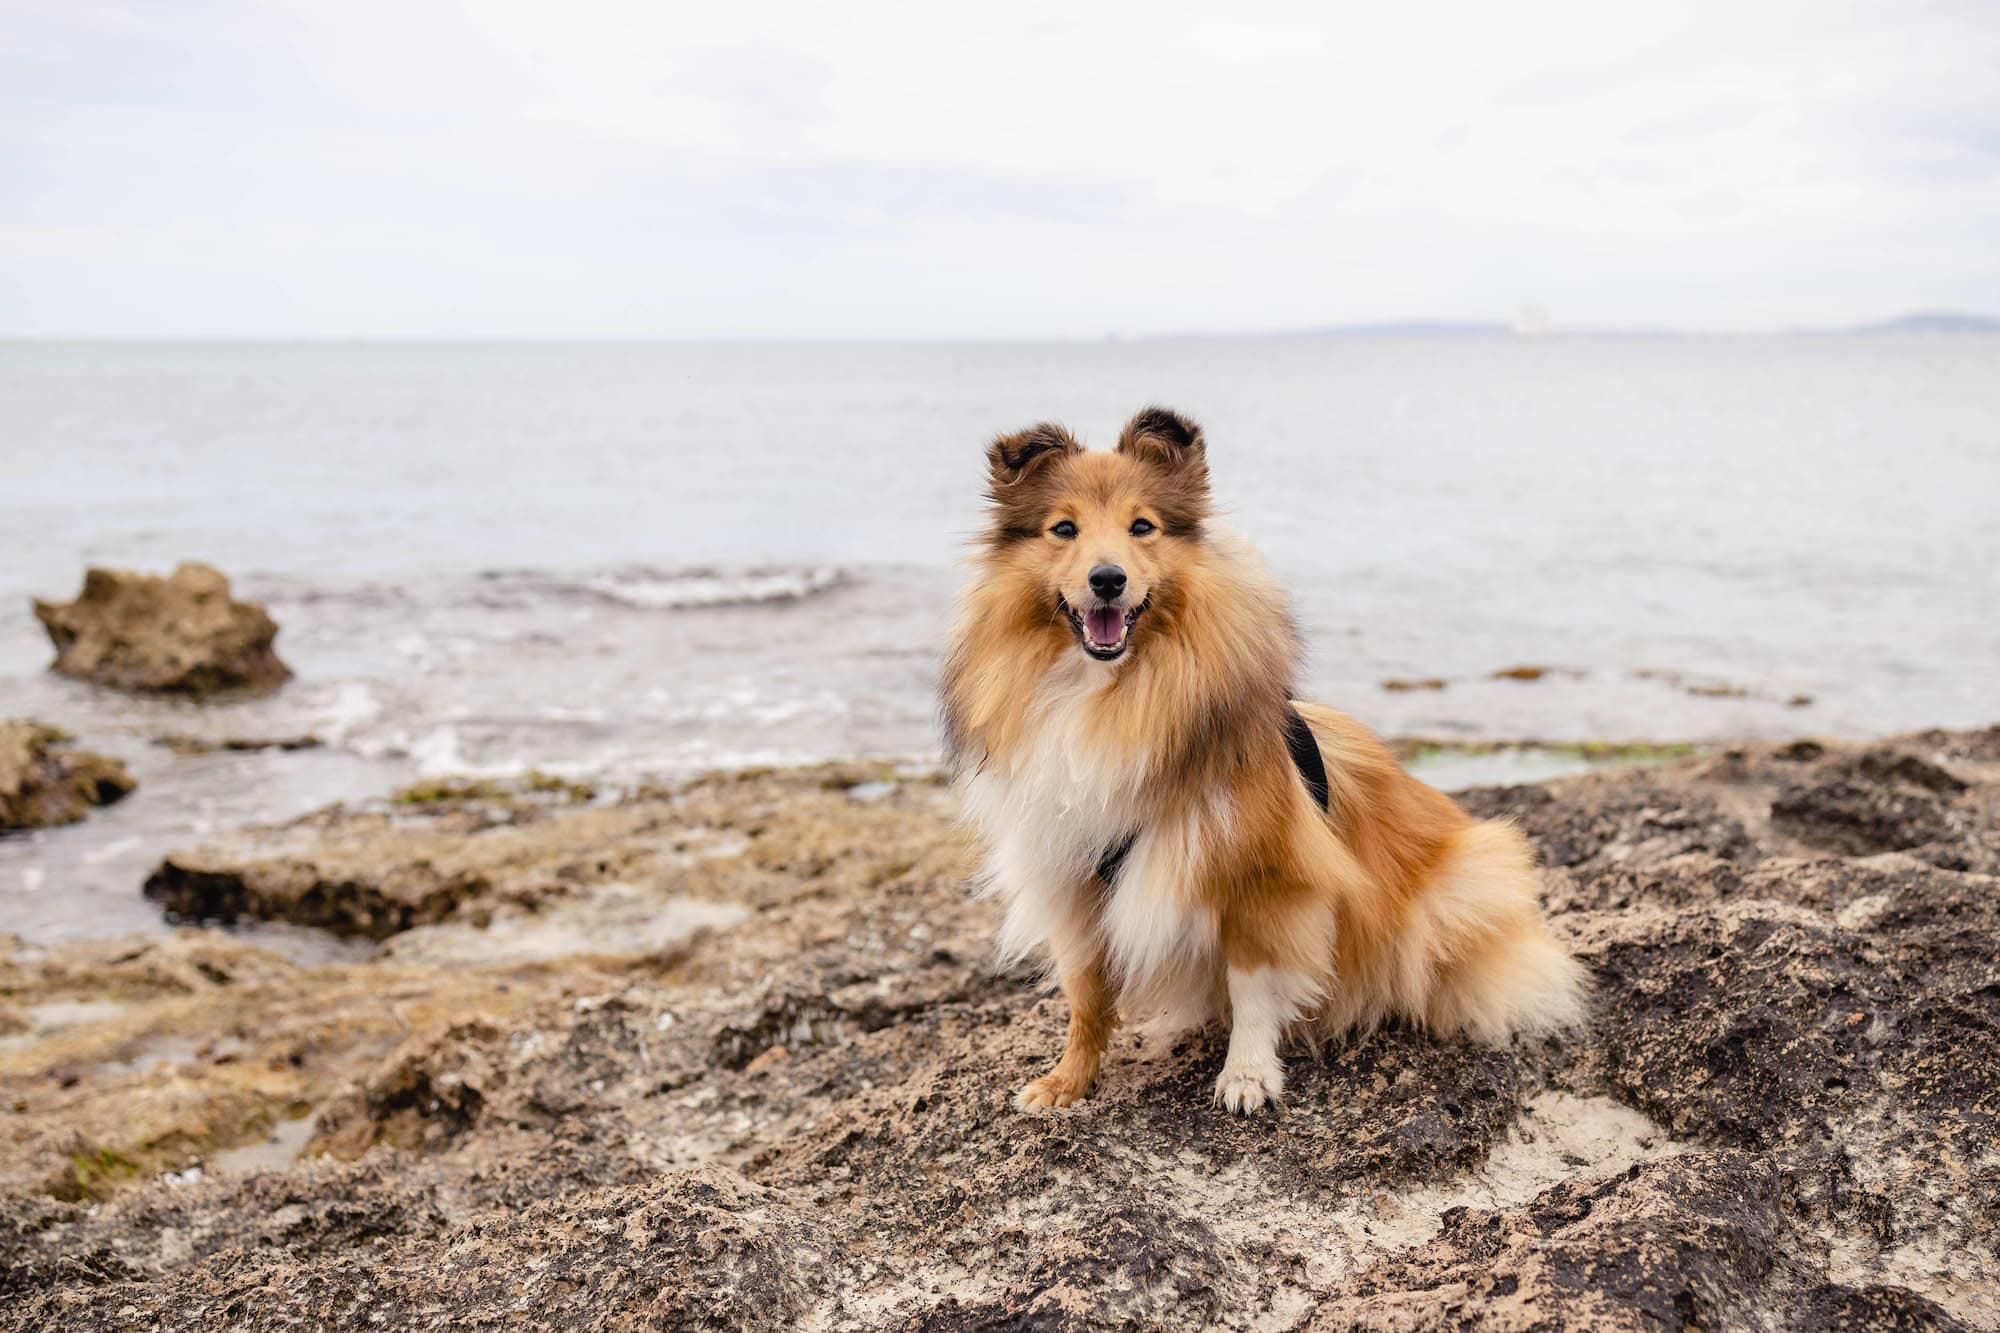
[{"x1": 3, "y1": 0, "x2": 1997, "y2": 337}]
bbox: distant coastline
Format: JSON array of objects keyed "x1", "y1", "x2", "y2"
[
  {"x1": 1847, "y1": 310, "x2": 2000, "y2": 335},
  {"x1": 1164, "y1": 308, "x2": 2000, "y2": 341}
]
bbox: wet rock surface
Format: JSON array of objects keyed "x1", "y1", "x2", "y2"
[
  {"x1": 33, "y1": 563, "x2": 291, "y2": 697},
  {"x1": 3, "y1": 732, "x2": 1998, "y2": 1330},
  {"x1": 0, "y1": 721, "x2": 135, "y2": 831}
]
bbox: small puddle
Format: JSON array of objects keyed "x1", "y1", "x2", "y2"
[
  {"x1": 209, "y1": 1111, "x2": 319, "y2": 1176},
  {"x1": 1406, "y1": 748, "x2": 1596, "y2": 792},
  {"x1": 19, "y1": 999, "x2": 129, "y2": 1030},
  {"x1": 1406, "y1": 743, "x2": 1693, "y2": 794},
  {"x1": 0, "y1": 999, "x2": 131, "y2": 1051},
  {"x1": 381, "y1": 890, "x2": 749, "y2": 967},
  {"x1": 97, "y1": 1034, "x2": 205, "y2": 1073}
]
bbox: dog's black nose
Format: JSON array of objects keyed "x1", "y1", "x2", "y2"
[{"x1": 1089, "y1": 564, "x2": 1127, "y2": 600}]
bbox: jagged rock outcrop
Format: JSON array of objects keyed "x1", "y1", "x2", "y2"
[
  {"x1": 34, "y1": 564, "x2": 290, "y2": 697},
  {"x1": 2, "y1": 733, "x2": 1996, "y2": 1330},
  {"x1": 0, "y1": 722, "x2": 135, "y2": 831}
]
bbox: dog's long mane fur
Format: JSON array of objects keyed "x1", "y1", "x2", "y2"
[{"x1": 942, "y1": 409, "x2": 1584, "y2": 1110}]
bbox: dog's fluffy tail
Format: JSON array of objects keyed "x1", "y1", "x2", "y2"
[{"x1": 1415, "y1": 818, "x2": 1588, "y2": 1042}]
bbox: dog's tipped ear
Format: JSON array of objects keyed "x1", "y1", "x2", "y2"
[
  {"x1": 987, "y1": 423, "x2": 1081, "y2": 489},
  {"x1": 1117, "y1": 407, "x2": 1211, "y2": 535},
  {"x1": 1115, "y1": 407, "x2": 1206, "y2": 472}
]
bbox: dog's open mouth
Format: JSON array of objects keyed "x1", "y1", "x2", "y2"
[{"x1": 1059, "y1": 596, "x2": 1148, "y2": 661}]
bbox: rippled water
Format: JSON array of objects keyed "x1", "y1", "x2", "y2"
[{"x1": 3, "y1": 335, "x2": 1996, "y2": 941}]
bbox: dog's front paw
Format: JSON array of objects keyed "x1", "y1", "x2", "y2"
[
  {"x1": 1016, "y1": 1073, "x2": 1090, "y2": 1110},
  {"x1": 1214, "y1": 1064, "x2": 1283, "y2": 1116}
]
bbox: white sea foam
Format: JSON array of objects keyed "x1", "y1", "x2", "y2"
[
  {"x1": 315, "y1": 681, "x2": 384, "y2": 744},
  {"x1": 409, "y1": 725, "x2": 471, "y2": 776},
  {"x1": 578, "y1": 565, "x2": 844, "y2": 610}
]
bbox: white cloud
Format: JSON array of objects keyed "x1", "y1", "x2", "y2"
[{"x1": 1, "y1": 0, "x2": 1996, "y2": 334}]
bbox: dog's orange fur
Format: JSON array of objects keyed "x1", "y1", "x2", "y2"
[{"x1": 942, "y1": 409, "x2": 1585, "y2": 1114}]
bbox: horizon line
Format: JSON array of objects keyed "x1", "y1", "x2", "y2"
[{"x1": 2, "y1": 309, "x2": 1996, "y2": 345}]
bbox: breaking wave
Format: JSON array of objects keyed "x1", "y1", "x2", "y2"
[
  {"x1": 575, "y1": 565, "x2": 846, "y2": 610},
  {"x1": 264, "y1": 565, "x2": 851, "y2": 613}
]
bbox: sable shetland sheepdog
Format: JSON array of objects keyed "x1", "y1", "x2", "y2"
[{"x1": 940, "y1": 407, "x2": 1586, "y2": 1115}]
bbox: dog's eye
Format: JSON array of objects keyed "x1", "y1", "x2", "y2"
[
  {"x1": 1050, "y1": 520, "x2": 1078, "y2": 540},
  {"x1": 1129, "y1": 518, "x2": 1156, "y2": 536}
]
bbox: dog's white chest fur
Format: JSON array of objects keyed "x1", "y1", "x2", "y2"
[{"x1": 959, "y1": 657, "x2": 1221, "y2": 1021}]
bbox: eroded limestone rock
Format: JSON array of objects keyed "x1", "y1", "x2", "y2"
[
  {"x1": 0, "y1": 722, "x2": 135, "y2": 831},
  {"x1": 34, "y1": 564, "x2": 290, "y2": 697}
]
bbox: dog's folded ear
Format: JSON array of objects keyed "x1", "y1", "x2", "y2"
[
  {"x1": 987, "y1": 423, "x2": 1081, "y2": 490},
  {"x1": 1117, "y1": 408, "x2": 1211, "y2": 531},
  {"x1": 1116, "y1": 407, "x2": 1206, "y2": 474},
  {"x1": 984, "y1": 423, "x2": 1082, "y2": 542}
]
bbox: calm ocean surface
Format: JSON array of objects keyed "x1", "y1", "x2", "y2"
[{"x1": 4, "y1": 335, "x2": 1997, "y2": 942}]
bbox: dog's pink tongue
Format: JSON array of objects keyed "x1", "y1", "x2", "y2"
[{"x1": 1086, "y1": 605, "x2": 1123, "y2": 646}]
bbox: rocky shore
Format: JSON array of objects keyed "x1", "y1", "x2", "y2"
[{"x1": 3, "y1": 728, "x2": 1998, "y2": 1329}]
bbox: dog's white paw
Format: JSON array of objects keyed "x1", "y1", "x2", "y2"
[{"x1": 1214, "y1": 1063, "x2": 1283, "y2": 1115}]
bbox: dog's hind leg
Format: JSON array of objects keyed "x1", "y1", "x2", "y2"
[
  {"x1": 1417, "y1": 819, "x2": 1587, "y2": 1042},
  {"x1": 1017, "y1": 950, "x2": 1116, "y2": 1109}
]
